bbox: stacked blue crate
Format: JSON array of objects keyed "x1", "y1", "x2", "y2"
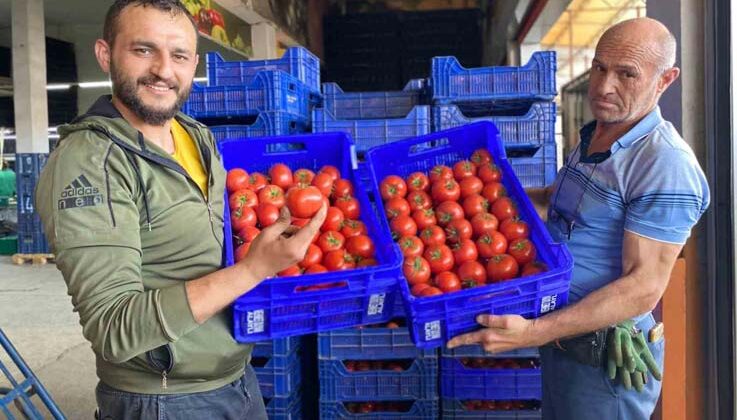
[
  {"x1": 317, "y1": 321, "x2": 439, "y2": 419},
  {"x1": 429, "y1": 52, "x2": 559, "y2": 188},
  {"x1": 15, "y1": 153, "x2": 49, "y2": 254},
  {"x1": 251, "y1": 336, "x2": 304, "y2": 419}
]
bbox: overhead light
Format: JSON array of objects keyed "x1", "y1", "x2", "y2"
[
  {"x1": 46, "y1": 84, "x2": 71, "y2": 91},
  {"x1": 78, "y1": 81, "x2": 113, "y2": 89}
]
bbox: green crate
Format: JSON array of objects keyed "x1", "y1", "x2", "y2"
[{"x1": 0, "y1": 235, "x2": 18, "y2": 255}]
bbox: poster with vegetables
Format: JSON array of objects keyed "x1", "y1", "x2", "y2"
[{"x1": 182, "y1": 0, "x2": 251, "y2": 56}]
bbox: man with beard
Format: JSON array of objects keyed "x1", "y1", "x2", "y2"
[
  {"x1": 447, "y1": 18, "x2": 709, "y2": 419},
  {"x1": 34, "y1": 1, "x2": 325, "y2": 418}
]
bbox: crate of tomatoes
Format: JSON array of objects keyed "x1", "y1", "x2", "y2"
[
  {"x1": 364, "y1": 121, "x2": 573, "y2": 348},
  {"x1": 219, "y1": 132, "x2": 403, "y2": 342}
]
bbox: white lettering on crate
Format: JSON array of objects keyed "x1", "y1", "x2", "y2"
[
  {"x1": 367, "y1": 293, "x2": 386, "y2": 316},
  {"x1": 540, "y1": 295, "x2": 558, "y2": 313},
  {"x1": 246, "y1": 309, "x2": 265, "y2": 334},
  {"x1": 424, "y1": 321, "x2": 441, "y2": 341}
]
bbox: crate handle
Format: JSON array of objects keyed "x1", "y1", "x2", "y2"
[
  {"x1": 505, "y1": 146, "x2": 540, "y2": 158},
  {"x1": 294, "y1": 281, "x2": 348, "y2": 293},
  {"x1": 263, "y1": 142, "x2": 307, "y2": 154},
  {"x1": 407, "y1": 137, "x2": 450, "y2": 155},
  {"x1": 467, "y1": 288, "x2": 520, "y2": 304}
]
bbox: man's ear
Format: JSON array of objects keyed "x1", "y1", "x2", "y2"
[
  {"x1": 94, "y1": 39, "x2": 112, "y2": 74},
  {"x1": 658, "y1": 67, "x2": 680, "y2": 94}
]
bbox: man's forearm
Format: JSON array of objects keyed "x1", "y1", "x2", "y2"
[
  {"x1": 525, "y1": 186, "x2": 552, "y2": 220},
  {"x1": 185, "y1": 263, "x2": 261, "y2": 324}
]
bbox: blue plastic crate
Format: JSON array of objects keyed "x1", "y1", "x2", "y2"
[
  {"x1": 508, "y1": 144, "x2": 558, "y2": 189},
  {"x1": 15, "y1": 153, "x2": 47, "y2": 215},
  {"x1": 264, "y1": 390, "x2": 302, "y2": 420},
  {"x1": 441, "y1": 345, "x2": 539, "y2": 359},
  {"x1": 17, "y1": 230, "x2": 48, "y2": 254},
  {"x1": 219, "y1": 133, "x2": 403, "y2": 342},
  {"x1": 318, "y1": 326, "x2": 438, "y2": 360},
  {"x1": 432, "y1": 102, "x2": 556, "y2": 148},
  {"x1": 431, "y1": 51, "x2": 556, "y2": 105},
  {"x1": 182, "y1": 71, "x2": 313, "y2": 120},
  {"x1": 206, "y1": 47, "x2": 321, "y2": 94},
  {"x1": 440, "y1": 357, "x2": 541, "y2": 400},
  {"x1": 252, "y1": 348, "x2": 301, "y2": 370},
  {"x1": 319, "y1": 399, "x2": 440, "y2": 419},
  {"x1": 321, "y1": 79, "x2": 427, "y2": 120},
  {"x1": 252, "y1": 336, "x2": 302, "y2": 359},
  {"x1": 311, "y1": 106, "x2": 431, "y2": 154},
  {"x1": 15, "y1": 153, "x2": 48, "y2": 176},
  {"x1": 319, "y1": 357, "x2": 438, "y2": 401},
  {"x1": 209, "y1": 112, "x2": 309, "y2": 141},
  {"x1": 364, "y1": 122, "x2": 573, "y2": 349},
  {"x1": 255, "y1": 351, "x2": 302, "y2": 398},
  {"x1": 441, "y1": 399, "x2": 542, "y2": 419}
]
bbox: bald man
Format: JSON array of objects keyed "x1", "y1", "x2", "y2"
[{"x1": 447, "y1": 18, "x2": 710, "y2": 419}]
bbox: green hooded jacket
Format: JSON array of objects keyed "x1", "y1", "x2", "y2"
[{"x1": 35, "y1": 95, "x2": 251, "y2": 394}]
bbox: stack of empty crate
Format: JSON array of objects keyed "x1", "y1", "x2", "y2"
[
  {"x1": 317, "y1": 319, "x2": 439, "y2": 419},
  {"x1": 430, "y1": 51, "x2": 558, "y2": 189},
  {"x1": 182, "y1": 47, "x2": 322, "y2": 141},
  {"x1": 250, "y1": 336, "x2": 304, "y2": 419},
  {"x1": 16, "y1": 154, "x2": 49, "y2": 254}
]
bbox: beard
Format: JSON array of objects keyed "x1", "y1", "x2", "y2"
[{"x1": 110, "y1": 61, "x2": 192, "y2": 126}]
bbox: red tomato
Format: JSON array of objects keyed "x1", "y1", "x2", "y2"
[
  {"x1": 231, "y1": 206, "x2": 257, "y2": 230},
  {"x1": 499, "y1": 217, "x2": 529, "y2": 241},
  {"x1": 321, "y1": 207, "x2": 345, "y2": 232},
  {"x1": 278, "y1": 265, "x2": 302, "y2": 277},
  {"x1": 291, "y1": 217, "x2": 309, "y2": 228},
  {"x1": 423, "y1": 244, "x2": 455, "y2": 274},
  {"x1": 311, "y1": 172, "x2": 334, "y2": 197},
  {"x1": 341, "y1": 219, "x2": 368, "y2": 238},
  {"x1": 407, "y1": 172, "x2": 430, "y2": 192},
  {"x1": 411, "y1": 282, "x2": 432, "y2": 296},
  {"x1": 419, "y1": 286, "x2": 443, "y2": 297},
  {"x1": 412, "y1": 209, "x2": 437, "y2": 230},
  {"x1": 403, "y1": 256, "x2": 431, "y2": 285},
  {"x1": 481, "y1": 182, "x2": 506, "y2": 204},
  {"x1": 491, "y1": 197, "x2": 518, "y2": 222},
  {"x1": 335, "y1": 196, "x2": 360, "y2": 220},
  {"x1": 445, "y1": 218, "x2": 473, "y2": 244},
  {"x1": 457, "y1": 261, "x2": 486, "y2": 288},
  {"x1": 319, "y1": 165, "x2": 341, "y2": 181},
  {"x1": 420, "y1": 225, "x2": 447, "y2": 247},
  {"x1": 317, "y1": 230, "x2": 346, "y2": 253},
  {"x1": 471, "y1": 148, "x2": 493, "y2": 166},
  {"x1": 435, "y1": 201, "x2": 465, "y2": 227},
  {"x1": 432, "y1": 179, "x2": 461, "y2": 202},
  {"x1": 429, "y1": 165, "x2": 454, "y2": 183},
  {"x1": 521, "y1": 261, "x2": 548, "y2": 276},
  {"x1": 380, "y1": 175, "x2": 408, "y2": 200},
  {"x1": 453, "y1": 160, "x2": 477, "y2": 180},
  {"x1": 356, "y1": 257, "x2": 377, "y2": 267},
  {"x1": 299, "y1": 244, "x2": 323, "y2": 269},
  {"x1": 229, "y1": 189, "x2": 258, "y2": 210},
  {"x1": 459, "y1": 176, "x2": 484, "y2": 198},
  {"x1": 385, "y1": 197, "x2": 411, "y2": 219},
  {"x1": 476, "y1": 231, "x2": 508, "y2": 258},
  {"x1": 399, "y1": 236, "x2": 424, "y2": 258},
  {"x1": 390, "y1": 215, "x2": 417, "y2": 239},
  {"x1": 304, "y1": 263, "x2": 328, "y2": 274},
  {"x1": 508, "y1": 238, "x2": 536, "y2": 265},
  {"x1": 345, "y1": 235, "x2": 375, "y2": 259},
  {"x1": 256, "y1": 203, "x2": 279, "y2": 227},
  {"x1": 257, "y1": 185, "x2": 285, "y2": 208},
  {"x1": 407, "y1": 191, "x2": 433, "y2": 211},
  {"x1": 435, "y1": 271, "x2": 461, "y2": 293},
  {"x1": 293, "y1": 168, "x2": 315, "y2": 185},
  {"x1": 238, "y1": 226, "x2": 260, "y2": 243},
  {"x1": 286, "y1": 185, "x2": 323, "y2": 218},
  {"x1": 462, "y1": 194, "x2": 489, "y2": 218},
  {"x1": 332, "y1": 179, "x2": 354, "y2": 199},
  {"x1": 323, "y1": 249, "x2": 355, "y2": 271},
  {"x1": 470, "y1": 212, "x2": 499, "y2": 238},
  {"x1": 226, "y1": 168, "x2": 249, "y2": 193},
  {"x1": 487, "y1": 254, "x2": 520, "y2": 282},
  {"x1": 247, "y1": 172, "x2": 268, "y2": 192},
  {"x1": 234, "y1": 242, "x2": 251, "y2": 262},
  {"x1": 452, "y1": 239, "x2": 478, "y2": 265},
  {"x1": 477, "y1": 163, "x2": 502, "y2": 184},
  {"x1": 268, "y1": 163, "x2": 293, "y2": 190}
]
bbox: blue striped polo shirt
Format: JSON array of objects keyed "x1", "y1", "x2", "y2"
[{"x1": 545, "y1": 107, "x2": 710, "y2": 303}]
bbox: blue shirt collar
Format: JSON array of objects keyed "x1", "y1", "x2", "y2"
[{"x1": 579, "y1": 106, "x2": 665, "y2": 154}]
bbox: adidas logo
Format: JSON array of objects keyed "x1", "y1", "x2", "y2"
[{"x1": 58, "y1": 174, "x2": 103, "y2": 210}]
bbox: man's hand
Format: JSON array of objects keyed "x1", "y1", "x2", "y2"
[
  {"x1": 240, "y1": 203, "x2": 327, "y2": 281},
  {"x1": 446, "y1": 314, "x2": 540, "y2": 353}
]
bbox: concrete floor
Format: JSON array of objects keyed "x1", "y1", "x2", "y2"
[{"x1": 0, "y1": 256, "x2": 97, "y2": 419}]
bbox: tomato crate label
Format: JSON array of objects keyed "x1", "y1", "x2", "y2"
[
  {"x1": 540, "y1": 294, "x2": 558, "y2": 313},
  {"x1": 247, "y1": 309, "x2": 265, "y2": 334},
  {"x1": 367, "y1": 293, "x2": 386, "y2": 316},
  {"x1": 424, "y1": 320, "x2": 441, "y2": 341}
]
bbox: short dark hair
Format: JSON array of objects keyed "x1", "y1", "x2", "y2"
[{"x1": 103, "y1": 0, "x2": 198, "y2": 47}]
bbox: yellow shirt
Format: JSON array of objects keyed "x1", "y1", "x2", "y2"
[{"x1": 171, "y1": 119, "x2": 209, "y2": 197}]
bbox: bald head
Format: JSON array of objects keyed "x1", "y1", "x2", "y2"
[{"x1": 599, "y1": 17, "x2": 677, "y2": 72}]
